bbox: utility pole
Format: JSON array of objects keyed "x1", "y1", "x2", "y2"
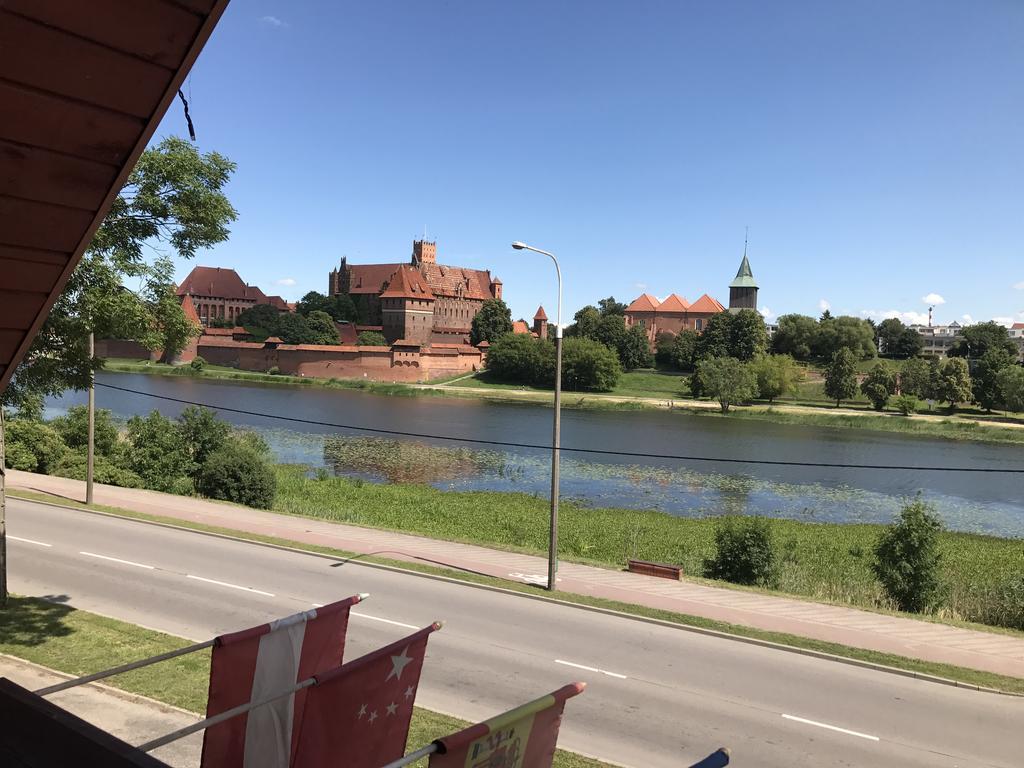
[
  {"x1": 1, "y1": 408, "x2": 7, "y2": 607},
  {"x1": 87, "y1": 330, "x2": 95, "y2": 505}
]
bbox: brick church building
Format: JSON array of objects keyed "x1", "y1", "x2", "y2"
[{"x1": 329, "y1": 240, "x2": 503, "y2": 344}]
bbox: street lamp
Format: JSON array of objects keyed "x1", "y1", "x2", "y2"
[{"x1": 511, "y1": 241, "x2": 562, "y2": 591}]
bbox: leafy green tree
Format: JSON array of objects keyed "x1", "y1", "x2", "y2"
[
  {"x1": 275, "y1": 313, "x2": 314, "y2": 345},
  {"x1": 972, "y1": 348, "x2": 1015, "y2": 412},
  {"x1": 933, "y1": 357, "x2": 973, "y2": 411},
  {"x1": 53, "y1": 452, "x2": 143, "y2": 488},
  {"x1": 949, "y1": 321, "x2": 1017, "y2": 359},
  {"x1": 123, "y1": 411, "x2": 194, "y2": 492},
  {"x1": 306, "y1": 310, "x2": 340, "y2": 345},
  {"x1": 52, "y1": 405, "x2": 119, "y2": 456},
  {"x1": 728, "y1": 309, "x2": 768, "y2": 361},
  {"x1": 2, "y1": 137, "x2": 236, "y2": 407},
  {"x1": 567, "y1": 306, "x2": 601, "y2": 339},
  {"x1": 297, "y1": 291, "x2": 359, "y2": 323},
  {"x1": 653, "y1": 332, "x2": 676, "y2": 367},
  {"x1": 147, "y1": 257, "x2": 201, "y2": 363},
  {"x1": 485, "y1": 334, "x2": 550, "y2": 384},
  {"x1": 860, "y1": 361, "x2": 898, "y2": 411},
  {"x1": 876, "y1": 317, "x2": 906, "y2": 357},
  {"x1": 560, "y1": 337, "x2": 622, "y2": 391},
  {"x1": 872, "y1": 499, "x2": 944, "y2": 613},
  {"x1": 893, "y1": 394, "x2": 919, "y2": 416},
  {"x1": 5, "y1": 420, "x2": 67, "y2": 474},
  {"x1": 814, "y1": 316, "x2": 876, "y2": 360},
  {"x1": 470, "y1": 299, "x2": 513, "y2": 345},
  {"x1": 594, "y1": 314, "x2": 627, "y2": 352},
  {"x1": 597, "y1": 297, "x2": 627, "y2": 317},
  {"x1": 618, "y1": 324, "x2": 654, "y2": 370},
  {"x1": 295, "y1": 291, "x2": 332, "y2": 316},
  {"x1": 694, "y1": 313, "x2": 732, "y2": 362},
  {"x1": 895, "y1": 327, "x2": 924, "y2": 358},
  {"x1": 237, "y1": 304, "x2": 282, "y2": 335},
  {"x1": 177, "y1": 406, "x2": 230, "y2": 469},
  {"x1": 195, "y1": 441, "x2": 276, "y2": 509},
  {"x1": 670, "y1": 329, "x2": 699, "y2": 371},
  {"x1": 356, "y1": 331, "x2": 387, "y2": 346},
  {"x1": 696, "y1": 357, "x2": 756, "y2": 413},
  {"x1": 703, "y1": 517, "x2": 776, "y2": 587},
  {"x1": 750, "y1": 354, "x2": 800, "y2": 403},
  {"x1": 824, "y1": 348, "x2": 858, "y2": 406},
  {"x1": 771, "y1": 314, "x2": 817, "y2": 360},
  {"x1": 996, "y1": 366, "x2": 1024, "y2": 412},
  {"x1": 899, "y1": 357, "x2": 931, "y2": 397}
]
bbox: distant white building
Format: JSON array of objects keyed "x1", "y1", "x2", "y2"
[
  {"x1": 909, "y1": 321, "x2": 962, "y2": 357},
  {"x1": 1010, "y1": 323, "x2": 1024, "y2": 360}
]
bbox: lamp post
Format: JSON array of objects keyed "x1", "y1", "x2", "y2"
[{"x1": 511, "y1": 241, "x2": 562, "y2": 591}]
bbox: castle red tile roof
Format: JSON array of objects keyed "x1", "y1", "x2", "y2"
[
  {"x1": 264, "y1": 336, "x2": 283, "y2": 344},
  {"x1": 202, "y1": 327, "x2": 234, "y2": 336},
  {"x1": 534, "y1": 306, "x2": 548, "y2": 320},
  {"x1": 626, "y1": 294, "x2": 661, "y2": 312},
  {"x1": 1012, "y1": 322, "x2": 1024, "y2": 330},
  {"x1": 380, "y1": 266, "x2": 436, "y2": 299},
  {"x1": 512, "y1": 320, "x2": 537, "y2": 337},
  {"x1": 345, "y1": 263, "x2": 405, "y2": 294},
  {"x1": 180, "y1": 294, "x2": 200, "y2": 325},
  {"x1": 688, "y1": 293, "x2": 726, "y2": 313},
  {"x1": 657, "y1": 294, "x2": 691, "y2": 313},
  {"x1": 177, "y1": 266, "x2": 263, "y2": 300},
  {"x1": 420, "y1": 262, "x2": 493, "y2": 300},
  {"x1": 197, "y1": 338, "x2": 264, "y2": 350}
]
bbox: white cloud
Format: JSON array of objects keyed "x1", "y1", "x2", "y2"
[
  {"x1": 921, "y1": 293, "x2": 945, "y2": 305},
  {"x1": 818, "y1": 299, "x2": 830, "y2": 312},
  {"x1": 633, "y1": 282, "x2": 648, "y2": 292},
  {"x1": 759, "y1": 306, "x2": 775, "y2": 321},
  {"x1": 961, "y1": 314, "x2": 973, "y2": 324},
  {"x1": 260, "y1": 15, "x2": 287, "y2": 27},
  {"x1": 859, "y1": 309, "x2": 930, "y2": 325},
  {"x1": 1014, "y1": 281, "x2": 1024, "y2": 290},
  {"x1": 992, "y1": 316, "x2": 1015, "y2": 327},
  {"x1": 275, "y1": 277, "x2": 296, "y2": 286}
]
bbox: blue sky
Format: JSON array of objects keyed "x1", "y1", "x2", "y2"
[{"x1": 152, "y1": 1, "x2": 1024, "y2": 327}]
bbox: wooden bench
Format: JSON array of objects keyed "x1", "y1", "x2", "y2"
[{"x1": 627, "y1": 559, "x2": 683, "y2": 580}]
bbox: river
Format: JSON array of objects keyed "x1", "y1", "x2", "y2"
[{"x1": 48, "y1": 372, "x2": 1024, "y2": 537}]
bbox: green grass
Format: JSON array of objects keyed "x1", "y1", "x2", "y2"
[
  {"x1": 10, "y1": 491, "x2": 1024, "y2": 694},
  {"x1": 611, "y1": 369, "x2": 691, "y2": 398},
  {"x1": 0, "y1": 595, "x2": 608, "y2": 767}
]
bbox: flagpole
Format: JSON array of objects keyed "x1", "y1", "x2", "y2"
[
  {"x1": 138, "y1": 677, "x2": 318, "y2": 753},
  {"x1": 380, "y1": 743, "x2": 439, "y2": 768},
  {"x1": 35, "y1": 638, "x2": 216, "y2": 696}
]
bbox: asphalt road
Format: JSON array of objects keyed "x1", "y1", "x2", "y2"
[{"x1": 6, "y1": 498, "x2": 1022, "y2": 767}]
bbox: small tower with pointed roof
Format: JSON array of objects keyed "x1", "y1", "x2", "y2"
[
  {"x1": 533, "y1": 306, "x2": 548, "y2": 339},
  {"x1": 728, "y1": 235, "x2": 758, "y2": 312}
]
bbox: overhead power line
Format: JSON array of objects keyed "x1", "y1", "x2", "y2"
[{"x1": 94, "y1": 381, "x2": 1024, "y2": 474}]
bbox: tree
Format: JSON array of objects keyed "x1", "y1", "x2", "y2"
[
  {"x1": 876, "y1": 318, "x2": 906, "y2": 357},
  {"x1": 949, "y1": 321, "x2": 1017, "y2": 360},
  {"x1": 470, "y1": 299, "x2": 513, "y2": 345},
  {"x1": 772, "y1": 314, "x2": 818, "y2": 360},
  {"x1": 728, "y1": 309, "x2": 768, "y2": 361},
  {"x1": 653, "y1": 332, "x2": 676, "y2": 367},
  {"x1": 177, "y1": 406, "x2": 230, "y2": 469},
  {"x1": 567, "y1": 306, "x2": 601, "y2": 340},
  {"x1": 195, "y1": 440, "x2": 276, "y2": 509},
  {"x1": 295, "y1": 291, "x2": 332, "y2": 316},
  {"x1": 237, "y1": 304, "x2": 282, "y2": 336},
  {"x1": 694, "y1": 313, "x2": 732, "y2": 362},
  {"x1": 306, "y1": 310, "x2": 340, "y2": 345},
  {"x1": 703, "y1": 517, "x2": 776, "y2": 586},
  {"x1": 618, "y1": 324, "x2": 654, "y2": 370},
  {"x1": 123, "y1": 411, "x2": 194, "y2": 492},
  {"x1": 894, "y1": 327, "x2": 924, "y2": 359},
  {"x1": 670, "y1": 329, "x2": 699, "y2": 371},
  {"x1": 996, "y1": 366, "x2": 1024, "y2": 412},
  {"x1": 147, "y1": 257, "x2": 201, "y2": 363},
  {"x1": 4, "y1": 419, "x2": 67, "y2": 474},
  {"x1": 275, "y1": 313, "x2": 314, "y2": 345},
  {"x1": 972, "y1": 348, "x2": 1015, "y2": 412},
  {"x1": 824, "y1": 348, "x2": 858, "y2": 406},
  {"x1": 560, "y1": 337, "x2": 622, "y2": 391},
  {"x1": 356, "y1": 330, "x2": 387, "y2": 346},
  {"x1": 750, "y1": 354, "x2": 800, "y2": 403},
  {"x1": 814, "y1": 316, "x2": 876, "y2": 360},
  {"x1": 932, "y1": 357, "x2": 972, "y2": 410},
  {"x1": 297, "y1": 291, "x2": 360, "y2": 324},
  {"x1": 899, "y1": 357, "x2": 931, "y2": 397},
  {"x1": 597, "y1": 297, "x2": 627, "y2": 317},
  {"x1": 872, "y1": 499, "x2": 944, "y2": 613},
  {"x1": 696, "y1": 357, "x2": 756, "y2": 413},
  {"x1": 52, "y1": 405, "x2": 119, "y2": 456},
  {"x1": 594, "y1": 314, "x2": 627, "y2": 353},
  {"x1": 860, "y1": 361, "x2": 898, "y2": 411},
  {"x1": 2, "y1": 137, "x2": 236, "y2": 407},
  {"x1": 485, "y1": 334, "x2": 549, "y2": 385}
]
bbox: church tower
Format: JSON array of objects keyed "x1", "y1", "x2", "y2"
[{"x1": 728, "y1": 237, "x2": 758, "y2": 312}]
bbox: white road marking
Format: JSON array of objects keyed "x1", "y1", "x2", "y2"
[
  {"x1": 79, "y1": 551, "x2": 154, "y2": 570},
  {"x1": 10, "y1": 536, "x2": 52, "y2": 547},
  {"x1": 186, "y1": 574, "x2": 275, "y2": 597},
  {"x1": 782, "y1": 714, "x2": 880, "y2": 742},
  {"x1": 554, "y1": 659, "x2": 627, "y2": 679},
  {"x1": 352, "y1": 611, "x2": 418, "y2": 630}
]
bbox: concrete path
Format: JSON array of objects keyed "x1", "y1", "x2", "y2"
[
  {"x1": 0, "y1": 654, "x2": 200, "y2": 767},
  {"x1": 8, "y1": 469, "x2": 1024, "y2": 679}
]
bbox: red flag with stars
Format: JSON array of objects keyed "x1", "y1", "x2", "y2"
[
  {"x1": 292, "y1": 623, "x2": 440, "y2": 768},
  {"x1": 428, "y1": 683, "x2": 585, "y2": 768}
]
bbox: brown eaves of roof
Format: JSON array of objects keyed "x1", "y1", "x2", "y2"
[
  {"x1": 346, "y1": 263, "x2": 405, "y2": 294},
  {"x1": 533, "y1": 306, "x2": 548, "y2": 320},
  {"x1": 0, "y1": 1, "x2": 231, "y2": 393},
  {"x1": 625, "y1": 294, "x2": 661, "y2": 312},
  {"x1": 177, "y1": 266, "x2": 253, "y2": 299},
  {"x1": 380, "y1": 266, "x2": 436, "y2": 299}
]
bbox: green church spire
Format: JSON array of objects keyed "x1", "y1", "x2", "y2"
[{"x1": 730, "y1": 230, "x2": 757, "y2": 288}]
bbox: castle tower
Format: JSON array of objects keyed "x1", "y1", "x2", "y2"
[
  {"x1": 533, "y1": 306, "x2": 548, "y2": 338},
  {"x1": 411, "y1": 239, "x2": 436, "y2": 266},
  {"x1": 728, "y1": 239, "x2": 758, "y2": 312},
  {"x1": 380, "y1": 266, "x2": 435, "y2": 344}
]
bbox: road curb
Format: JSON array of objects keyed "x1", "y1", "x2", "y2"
[{"x1": 10, "y1": 492, "x2": 1022, "y2": 697}]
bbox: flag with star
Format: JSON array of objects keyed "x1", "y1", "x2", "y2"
[
  {"x1": 292, "y1": 622, "x2": 441, "y2": 768},
  {"x1": 429, "y1": 683, "x2": 586, "y2": 768}
]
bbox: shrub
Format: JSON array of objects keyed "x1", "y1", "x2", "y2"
[
  {"x1": 52, "y1": 452, "x2": 143, "y2": 488},
  {"x1": 267, "y1": 366, "x2": 281, "y2": 375},
  {"x1": 123, "y1": 411, "x2": 194, "y2": 492},
  {"x1": 696, "y1": 357, "x2": 756, "y2": 413},
  {"x1": 893, "y1": 394, "x2": 918, "y2": 416},
  {"x1": 4, "y1": 440, "x2": 38, "y2": 471},
  {"x1": 860, "y1": 361, "x2": 897, "y2": 411},
  {"x1": 560, "y1": 337, "x2": 622, "y2": 391},
  {"x1": 5, "y1": 419, "x2": 67, "y2": 474},
  {"x1": 52, "y1": 405, "x2": 120, "y2": 455},
  {"x1": 195, "y1": 441, "x2": 276, "y2": 509},
  {"x1": 190, "y1": 355, "x2": 206, "y2": 371},
  {"x1": 177, "y1": 405, "x2": 230, "y2": 468},
  {"x1": 485, "y1": 333, "x2": 551, "y2": 385},
  {"x1": 872, "y1": 499, "x2": 944, "y2": 613},
  {"x1": 356, "y1": 330, "x2": 387, "y2": 346},
  {"x1": 703, "y1": 516, "x2": 776, "y2": 586}
]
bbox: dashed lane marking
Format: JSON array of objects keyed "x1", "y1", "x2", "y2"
[
  {"x1": 782, "y1": 714, "x2": 880, "y2": 742},
  {"x1": 554, "y1": 659, "x2": 627, "y2": 679},
  {"x1": 186, "y1": 574, "x2": 275, "y2": 597}
]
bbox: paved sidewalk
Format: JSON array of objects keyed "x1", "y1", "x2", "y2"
[
  {"x1": 0, "y1": 654, "x2": 201, "y2": 767},
  {"x1": 9, "y1": 469, "x2": 1024, "y2": 679}
]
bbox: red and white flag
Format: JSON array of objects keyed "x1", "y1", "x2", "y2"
[
  {"x1": 200, "y1": 595, "x2": 363, "y2": 768},
  {"x1": 429, "y1": 683, "x2": 586, "y2": 768},
  {"x1": 293, "y1": 622, "x2": 440, "y2": 768}
]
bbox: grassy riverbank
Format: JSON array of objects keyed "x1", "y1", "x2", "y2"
[
  {"x1": 0, "y1": 596, "x2": 604, "y2": 767},
  {"x1": 274, "y1": 465, "x2": 1024, "y2": 631}
]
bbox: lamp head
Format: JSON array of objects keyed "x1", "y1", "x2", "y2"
[{"x1": 511, "y1": 241, "x2": 526, "y2": 250}]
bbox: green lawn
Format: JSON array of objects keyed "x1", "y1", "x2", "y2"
[{"x1": 0, "y1": 596, "x2": 607, "y2": 767}]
